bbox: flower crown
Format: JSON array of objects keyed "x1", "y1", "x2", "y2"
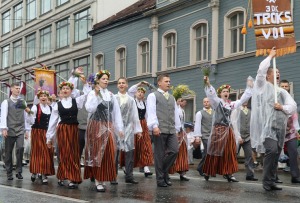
[
  {"x1": 37, "y1": 90, "x2": 50, "y2": 98},
  {"x1": 95, "y1": 70, "x2": 111, "y2": 80},
  {"x1": 217, "y1": 84, "x2": 231, "y2": 95},
  {"x1": 137, "y1": 87, "x2": 146, "y2": 93},
  {"x1": 58, "y1": 81, "x2": 74, "y2": 90}
]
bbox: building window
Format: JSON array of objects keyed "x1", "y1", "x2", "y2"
[
  {"x1": 26, "y1": 33, "x2": 36, "y2": 60},
  {"x1": 55, "y1": 62, "x2": 69, "y2": 84},
  {"x1": 40, "y1": 26, "x2": 52, "y2": 54},
  {"x1": 41, "y1": 0, "x2": 52, "y2": 14},
  {"x1": 74, "y1": 56, "x2": 91, "y2": 89},
  {"x1": 162, "y1": 30, "x2": 176, "y2": 69},
  {"x1": 224, "y1": 8, "x2": 246, "y2": 56},
  {"x1": 190, "y1": 20, "x2": 208, "y2": 64},
  {"x1": 74, "y1": 8, "x2": 91, "y2": 43},
  {"x1": 137, "y1": 39, "x2": 150, "y2": 75},
  {"x1": 115, "y1": 46, "x2": 126, "y2": 79},
  {"x1": 13, "y1": 3, "x2": 23, "y2": 29},
  {"x1": 27, "y1": 0, "x2": 37, "y2": 22},
  {"x1": 13, "y1": 40, "x2": 22, "y2": 64},
  {"x1": 57, "y1": 0, "x2": 68, "y2": 6},
  {"x1": 25, "y1": 73, "x2": 34, "y2": 101},
  {"x1": 95, "y1": 53, "x2": 104, "y2": 71},
  {"x1": 2, "y1": 45, "x2": 10, "y2": 68},
  {"x1": 0, "y1": 80, "x2": 9, "y2": 103},
  {"x1": 56, "y1": 18, "x2": 69, "y2": 48},
  {"x1": 2, "y1": 10, "x2": 10, "y2": 34}
]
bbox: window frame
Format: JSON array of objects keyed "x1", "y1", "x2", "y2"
[
  {"x1": 162, "y1": 30, "x2": 177, "y2": 70},
  {"x1": 26, "y1": 0, "x2": 37, "y2": 22},
  {"x1": 25, "y1": 33, "x2": 36, "y2": 60},
  {"x1": 25, "y1": 73, "x2": 34, "y2": 101},
  {"x1": 95, "y1": 52, "x2": 104, "y2": 71},
  {"x1": 73, "y1": 56, "x2": 91, "y2": 90},
  {"x1": 2, "y1": 10, "x2": 11, "y2": 35},
  {"x1": 224, "y1": 7, "x2": 246, "y2": 57},
  {"x1": 1, "y1": 45, "x2": 10, "y2": 69},
  {"x1": 40, "y1": 26, "x2": 52, "y2": 55},
  {"x1": 41, "y1": 0, "x2": 52, "y2": 15},
  {"x1": 56, "y1": 18, "x2": 70, "y2": 49},
  {"x1": 190, "y1": 20, "x2": 209, "y2": 64},
  {"x1": 13, "y1": 3, "x2": 23, "y2": 29},
  {"x1": 55, "y1": 62, "x2": 69, "y2": 85},
  {"x1": 13, "y1": 40, "x2": 22, "y2": 65},
  {"x1": 74, "y1": 8, "x2": 91, "y2": 43},
  {"x1": 137, "y1": 38, "x2": 151, "y2": 75},
  {"x1": 115, "y1": 45, "x2": 127, "y2": 80}
]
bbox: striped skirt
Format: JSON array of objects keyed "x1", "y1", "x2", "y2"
[
  {"x1": 84, "y1": 132, "x2": 116, "y2": 181},
  {"x1": 203, "y1": 126, "x2": 238, "y2": 176},
  {"x1": 30, "y1": 128, "x2": 55, "y2": 176},
  {"x1": 169, "y1": 138, "x2": 189, "y2": 174},
  {"x1": 56, "y1": 124, "x2": 82, "y2": 183},
  {"x1": 134, "y1": 119, "x2": 154, "y2": 167}
]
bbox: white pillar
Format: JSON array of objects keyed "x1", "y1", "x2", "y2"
[
  {"x1": 150, "y1": 15, "x2": 158, "y2": 77},
  {"x1": 209, "y1": 0, "x2": 219, "y2": 65}
]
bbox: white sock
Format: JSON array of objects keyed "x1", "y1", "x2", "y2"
[{"x1": 144, "y1": 166, "x2": 150, "y2": 173}]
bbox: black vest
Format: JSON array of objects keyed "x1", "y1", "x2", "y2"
[
  {"x1": 58, "y1": 99, "x2": 78, "y2": 124},
  {"x1": 136, "y1": 100, "x2": 146, "y2": 120},
  {"x1": 32, "y1": 104, "x2": 52, "y2": 130}
]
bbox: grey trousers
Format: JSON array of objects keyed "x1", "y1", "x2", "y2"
[
  {"x1": 197, "y1": 139, "x2": 208, "y2": 174},
  {"x1": 125, "y1": 149, "x2": 134, "y2": 181},
  {"x1": 263, "y1": 138, "x2": 281, "y2": 187},
  {"x1": 286, "y1": 138, "x2": 300, "y2": 179},
  {"x1": 239, "y1": 140, "x2": 255, "y2": 177},
  {"x1": 153, "y1": 133, "x2": 178, "y2": 183},
  {"x1": 5, "y1": 135, "x2": 24, "y2": 175}
]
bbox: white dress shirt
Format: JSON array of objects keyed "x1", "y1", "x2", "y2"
[{"x1": 146, "y1": 88, "x2": 181, "y2": 132}]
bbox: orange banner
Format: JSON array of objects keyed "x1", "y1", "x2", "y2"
[{"x1": 33, "y1": 68, "x2": 56, "y2": 95}]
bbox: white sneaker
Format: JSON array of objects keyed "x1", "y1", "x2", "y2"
[{"x1": 144, "y1": 166, "x2": 150, "y2": 173}]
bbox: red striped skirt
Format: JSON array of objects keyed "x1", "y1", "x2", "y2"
[
  {"x1": 134, "y1": 119, "x2": 153, "y2": 167},
  {"x1": 203, "y1": 126, "x2": 238, "y2": 176},
  {"x1": 56, "y1": 124, "x2": 82, "y2": 183},
  {"x1": 30, "y1": 128, "x2": 55, "y2": 175},
  {"x1": 169, "y1": 138, "x2": 189, "y2": 174},
  {"x1": 84, "y1": 132, "x2": 116, "y2": 181}
]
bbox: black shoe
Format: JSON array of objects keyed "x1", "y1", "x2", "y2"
[
  {"x1": 7, "y1": 175, "x2": 13, "y2": 181},
  {"x1": 164, "y1": 178, "x2": 172, "y2": 186},
  {"x1": 246, "y1": 176, "x2": 258, "y2": 181},
  {"x1": 263, "y1": 185, "x2": 271, "y2": 191},
  {"x1": 157, "y1": 182, "x2": 168, "y2": 187},
  {"x1": 31, "y1": 174, "x2": 36, "y2": 182},
  {"x1": 275, "y1": 179, "x2": 283, "y2": 184},
  {"x1": 90, "y1": 177, "x2": 95, "y2": 182},
  {"x1": 224, "y1": 175, "x2": 239, "y2": 182},
  {"x1": 16, "y1": 173, "x2": 23, "y2": 179},
  {"x1": 58, "y1": 180, "x2": 64, "y2": 186},
  {"x1": 96, "y1": 184, "x2": 106, "y2": 192},
  {"x1": 125, "y1": 179, "x2": 138, "y2": 184},
  {"x1": 110, "y1": 180, "x2": 118, "y2": 185},
  {"x1": 68, "y1": 182, "x2": 76, "y2": 189},
  {"x1": 291, "y1": 177, "x2": 300, "y2": 183},
  {"x1": 204, "y1": 174, "x2": 209, "y2": 181},
  {"x1": 180, "y1": 175, "x2": 190, "y2": 181},
  {"x1": 144, "y1": 172, "x2": 153, "y2": 177},
  {"x1": 270, "y1": 185, "x2": 282, "y2": 190}
]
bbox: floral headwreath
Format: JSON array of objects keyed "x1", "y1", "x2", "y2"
[
  {"x1": 137, "y1": 87, "x2": 146, "y2": 93},
  {"x1": 58, "y1": 81, "x2": 74, "y2": 90},
  {"x1": 37, "y1": 90, "x2": 50, "y2": 98},
  {"x1": 95, "y1": 70, "x2": 111, "y2": 80},
  {"x1": 217, "y1": 84, "x2": 231, "y2": 95}
]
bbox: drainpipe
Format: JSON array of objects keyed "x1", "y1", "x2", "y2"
[
  {"x1": 150, "y1": 15, "x2": 158, "y2": 78},
  {"x1": 209, "y1": 0, "x2": 219, "y2": 67}
]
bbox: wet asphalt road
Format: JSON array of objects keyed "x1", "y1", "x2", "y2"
[{"x1": 0, "y1": 160, "x2": 300, "y2": 203}]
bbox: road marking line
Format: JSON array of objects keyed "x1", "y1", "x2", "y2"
[{"x1": 0, "y1": 185, "x2": 89, "y2": 203}]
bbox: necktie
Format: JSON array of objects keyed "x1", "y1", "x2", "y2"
[
  {"x1": 206, "y1": 108, "x2": 212, "y2": 115},
  {"x1": 243, "y1": 107, "x2": 248, "y2": 115},
  {"x1": 163, "y1": 92, "x2": 169, "y2": 100}
]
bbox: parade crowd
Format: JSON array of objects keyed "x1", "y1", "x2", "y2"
[{"x1": 0, "y1": 48, "x2": 300, "y2": 192}]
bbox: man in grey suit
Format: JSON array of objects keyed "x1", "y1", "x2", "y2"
[
  {"x1": 146, "y1": 74, "x2": 181, "y2": 187},
  {"x1": 0, "y1": 82, "x2": 31, "y2": 180}
]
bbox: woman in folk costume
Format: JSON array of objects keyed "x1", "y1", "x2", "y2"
[
  {"x1": 46, "y1": 78, "x2": 88, "y2": 189},
  {"x1": 28, "y1": 90, "x2": 55, "y2": 184},
  {"x1": 168, "y1": 96, "x2": 189, "y2": 181},
  {"x1": 84, "y1": 70, "x2": 124, "y2": 192},
  {"x1": 202, "y1": 76, "x2": 253, "y2": 182},
  {"x1": 128, "y1": 81, "x2": 154, "y2": 177}
]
